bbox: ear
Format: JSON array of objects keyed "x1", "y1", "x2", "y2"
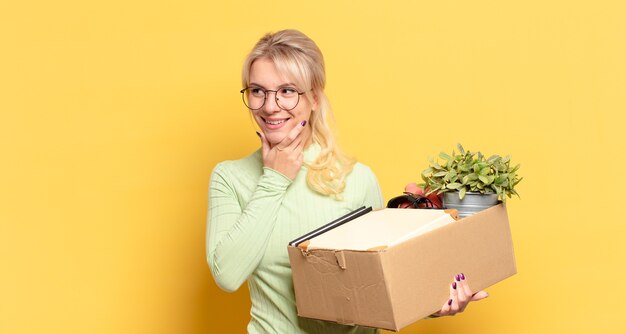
[{"x1": 310, "y1": 92, "x2": 320, "y2": 111}]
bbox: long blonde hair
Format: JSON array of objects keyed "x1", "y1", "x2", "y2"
[{"x1": 242, "y1": 29, "x2": 355, "y2": 198}]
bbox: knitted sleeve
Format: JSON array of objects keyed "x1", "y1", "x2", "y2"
[{"x1": 206, "y1": 164, "x2": 291, "y2": 292}]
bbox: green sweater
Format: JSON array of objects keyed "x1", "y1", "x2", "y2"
[{"x1": 207, "y1": 144, "x2": 384, "y2": 334}]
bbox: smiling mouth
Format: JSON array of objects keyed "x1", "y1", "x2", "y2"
[{"x1": 262, "y1": 117, "x2": 289, "y2": 125}]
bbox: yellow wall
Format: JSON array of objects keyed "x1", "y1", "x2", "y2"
[{"x1": 2, "y1": 1, "x2": 624, "y2": 333}]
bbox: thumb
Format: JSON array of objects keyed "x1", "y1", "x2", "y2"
[
  {"x1": 470, "y1": 291, "x2": 489, "y2": 301},
  {"x1": 256, "y1": 131, "x2": 270, "y2": 157}
]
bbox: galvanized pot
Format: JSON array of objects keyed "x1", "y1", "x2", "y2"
[{"x1": 442, "y1": 192, "x2": 499, "y2": 219}]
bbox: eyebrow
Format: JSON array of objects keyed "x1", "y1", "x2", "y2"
[{"x1": 248, "y1": 82, "x2": 298, "y2": 89}]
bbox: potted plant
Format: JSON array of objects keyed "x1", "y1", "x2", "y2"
[{"x1": 419, "y1": 144, "x2": 522, "y2": 218}]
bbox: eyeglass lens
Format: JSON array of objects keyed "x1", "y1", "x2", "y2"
[{"x1": 242, "y1": 87, "x2": 300, "y2": 111}]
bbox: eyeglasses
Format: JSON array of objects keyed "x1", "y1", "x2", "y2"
[{"x1": 240, "y1": 86, "x2": 306, "y2": 111}]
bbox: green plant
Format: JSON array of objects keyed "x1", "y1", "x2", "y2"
[{"x1": 419, "y1": 144, "x2": 522, "y2": 201}]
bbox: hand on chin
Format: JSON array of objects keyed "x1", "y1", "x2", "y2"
[
  {"x1": 262, "y1": 123, "x2": 297, "y2": 146},
  {"x1": 262, "y1": 129, "x2": 290, "y2": 146}
]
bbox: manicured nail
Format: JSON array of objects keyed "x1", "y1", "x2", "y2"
[
  {"x1": 455, "y1": 274, "x2": 460, "y2": 281},
  {"x1": 460, "y1": 273, "x2": 465, "y2": 280},
  {"x1": 301, "y1": 120, "x2": 307, "y2": 126},
  {"x1": 255, "y1": 131, "x2": 261, "y2": 138},
  {"x1": 448, "y1": 299, "x2": 453, "y2": 306},
  {"x1": 452, "y1": 282, "x2": 457, "y2": 289}
]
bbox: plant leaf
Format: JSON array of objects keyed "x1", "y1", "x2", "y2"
[
  {"x1": 428, "y1": 156, "x2": 442, "y2": 169},
  {"x1": 457, "y1": 143, "x2": 465, "y2": 155},
  {"x1": 446, "y1": 182, "x2": 462, "y2": 190},
  {"x1": 439, "y1": 152, "x2": 452, "y2": 161},
  {"x1": 487, "y1": 155, "x2": 500, "y2": 163}
]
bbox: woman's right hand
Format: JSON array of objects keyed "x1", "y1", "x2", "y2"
[{"x1": 257, "y1": 120, "x2": 307, "y2": 180}]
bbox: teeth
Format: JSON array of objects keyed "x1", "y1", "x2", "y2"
[{"x1": 266, "y1": 119, "x2": 286, "y2": 125}]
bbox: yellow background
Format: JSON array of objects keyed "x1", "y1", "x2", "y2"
[{"x1": 1, "y1": 0, "x2": 625, "y2": 333}]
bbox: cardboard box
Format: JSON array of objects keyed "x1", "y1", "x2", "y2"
[{"x1": 287, "y1": 204, "x2": 516, "y2": 331}]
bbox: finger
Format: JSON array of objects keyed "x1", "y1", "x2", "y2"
[
  {"x1": 294, "y1": 134, "x2": 307, "y2": 155},
  {"x1": 278, "y1": 120, "x2": 307, "y2": 148},
  {"x1": 471, "y1": 290, "x2": 489, "y2": 301},
  {"x1": 257, "y1": 131, "x2": 270, "y2": 158},
  {"x1": 450, "y1": 297, "x2": 460, "y2": 315},
  {"x1": 456, "y1": 275, "x2": 469, "y2": 312},
  {"x1": 286, "y1": 135, "x2": 303, "y2": 151},
  {"x1": 460, "y1": 273, "x2": 473, "y2": 298},
  {"x1": 433, "y1": 284, "x2": 455, "y2": 317},
  {"x1": 436, "y1": 298, "x2": 453, "y2": 316},
  {"x1": 449, "y1": 278, "x2": 459, "y2": 314}
]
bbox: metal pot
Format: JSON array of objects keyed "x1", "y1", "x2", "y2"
[{"x1": 442, "y1": 192, "x2": 499, "y2": 219}]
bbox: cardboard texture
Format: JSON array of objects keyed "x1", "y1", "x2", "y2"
[{"x1": 287, "y1": 204, "x2": 516, "y2": 331}]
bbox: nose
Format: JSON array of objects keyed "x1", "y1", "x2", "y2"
[{"x1": 263, "y1": 91, "x2": 281, "y2": 113}]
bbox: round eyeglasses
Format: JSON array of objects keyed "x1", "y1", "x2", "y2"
[{"x1": 240, "y1": 86, "x2": 306, "y2": 111}]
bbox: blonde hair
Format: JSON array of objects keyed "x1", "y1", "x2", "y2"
[{"x1": 242, "y1": 29, "x2": 355, "y2": 198}]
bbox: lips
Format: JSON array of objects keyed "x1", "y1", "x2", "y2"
[
  {"x1": 261, "y1": 117, "x2": 290, "y2": 130},
  {"x1": 264, "y1": 118, "x2": 287, "y2": 125}
]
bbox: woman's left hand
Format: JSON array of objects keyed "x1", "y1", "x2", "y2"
[{"x1": 431, "y1": 273, "x2": 489, "y2": 317}]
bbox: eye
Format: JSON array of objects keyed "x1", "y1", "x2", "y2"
[
  {"x1": 279, "y1": 87, "x2": 298, "y2": 96},
  {"x1": 250, "y1": 87, "x2": 265, "y2": 97}
]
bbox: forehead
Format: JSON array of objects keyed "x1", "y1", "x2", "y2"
[{"x1": 249, "y1": 58, "x2": 294, "y2": 87}]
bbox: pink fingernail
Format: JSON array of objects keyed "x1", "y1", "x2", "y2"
[
  {"x1": 448, "y1": 299, "x2": 453, "y2": 306},
  {"x1": 455, "y1": 274, "x2": 460, "y2": 281},
  {"x1": 452, "y1": 282, "x2": 457, "y2": 289},
  {"x1": 461, "y1": 273, "x2": 465, "y2": 280},
  {"x1": 301, "y1": 120, "x2": 307, "y2": 126}
]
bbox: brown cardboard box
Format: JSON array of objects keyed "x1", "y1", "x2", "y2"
[{"x1": 287, "y1": 204, "x2": 516, "y2": 331}]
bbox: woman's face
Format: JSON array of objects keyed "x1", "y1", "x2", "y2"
[{"x1": 248, "y1": 58, "x2": 316, "y2": 147}]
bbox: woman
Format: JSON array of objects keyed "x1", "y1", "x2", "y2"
[{"x1": 207, "y1": 29, "x2": 487, "y2": 334}]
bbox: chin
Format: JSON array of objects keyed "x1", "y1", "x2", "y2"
[{"x1": 264, "y1": 132, "x2": 287, "y2": 146}]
